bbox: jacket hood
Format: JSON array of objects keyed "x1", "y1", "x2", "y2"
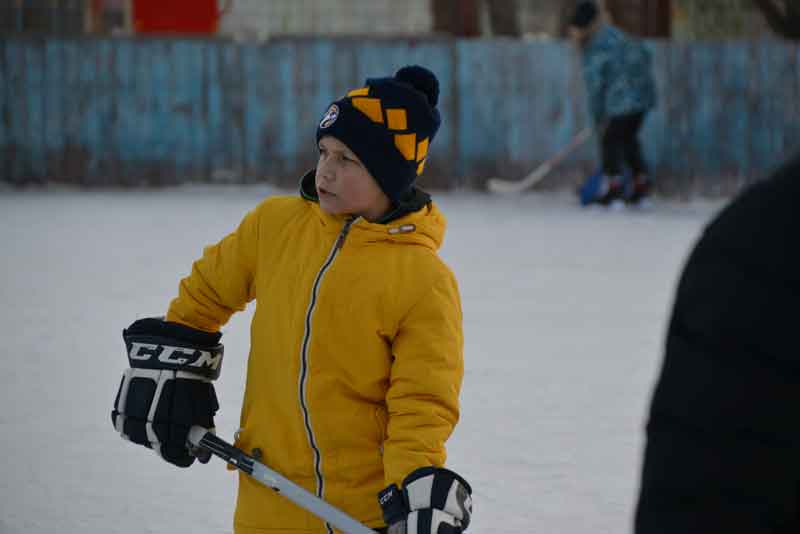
[{"x1": 298, "y1": 169, "x2": 446, "y2": 250}]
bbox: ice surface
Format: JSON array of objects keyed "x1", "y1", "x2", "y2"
[{"x1": 0, "y1": 186, "x2": 724, "y2": 534}]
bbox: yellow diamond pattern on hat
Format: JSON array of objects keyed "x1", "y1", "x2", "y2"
[
  {"x1": 416, "y1": 138, "x2": 429, "y2": 162},
  {"x1": 352, "y1": 97, "x2": 384, "y2": 124},
  {"x1": 386, "y1": 108, "x2": 408, "y2": 131},
  {"x1": 339, "y1": 80, "x2": 435, "y2": 177},
  {"x1": 394, "y1": 133, "x2": 416, "y2": 161},
  {"x1": 347, "y1": 87, "x2": 370, "y2": 97}
]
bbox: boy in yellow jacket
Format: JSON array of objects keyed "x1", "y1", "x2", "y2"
[{"x1": 111, "y1": 65, "x2": 472, "y2": 534}]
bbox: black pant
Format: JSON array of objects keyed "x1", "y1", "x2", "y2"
[{"x1": 601, "y1": 111, "x2": 648, "y2": 177}]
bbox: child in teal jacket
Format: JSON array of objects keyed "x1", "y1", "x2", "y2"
[{"x1": 570, "y1": 1, "x2": 657, "y2": 205}]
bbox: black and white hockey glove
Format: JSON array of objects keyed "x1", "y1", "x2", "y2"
[
  {"x1": 379, "y1": 467, "x2": 473, "y2": 534},
  {"x1": 111, "y1": 317, "x2": 223, "y2": 468}
]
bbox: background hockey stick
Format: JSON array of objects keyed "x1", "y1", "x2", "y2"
[
  {"x1": 486, "y1": 127, "x2": 593, "y2": 194},
  {"x1": 188, "y1": 427, "x2": 378, "y2": 534}
]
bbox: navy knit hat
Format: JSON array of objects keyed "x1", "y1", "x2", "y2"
[
  {"x1": 316, "y1": 65, "x2": 441, "y2": 204},
  {"x1": 570, "y1": 1, "x2": 598, "y2": 29}
]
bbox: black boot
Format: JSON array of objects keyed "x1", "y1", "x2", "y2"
[
  {"x1": 598, "y1": 175, "x2": 625, "y2": 206},
  {"x1": 627, "y1": 174, "x2": 652, "y2": 205}
]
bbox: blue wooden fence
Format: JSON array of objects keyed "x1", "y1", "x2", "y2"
[{"x1": 2, "y1": 36, "x2": 799, "y2": 194}]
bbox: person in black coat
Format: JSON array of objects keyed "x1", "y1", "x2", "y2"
[{"x1": 635, "y1": 153, "x2": 800, "y2": 533}]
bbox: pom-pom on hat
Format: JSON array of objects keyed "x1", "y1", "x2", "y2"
[
  {"x1": 316, "y1": 65, "x2": 441, "y2": 204},
  {"x1": 570, "y1": 1, "x2": 599, "y2": 29}
]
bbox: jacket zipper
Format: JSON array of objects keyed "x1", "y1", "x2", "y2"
[{"x1": 298, "y1": 217, "x2": 357, "y2": 534}]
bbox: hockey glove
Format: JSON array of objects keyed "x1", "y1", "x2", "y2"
[
  {"x1": 111, "y1": 317, "x2": 223, "y2": 468},
  {"x1": 378, "y1": 467, "x2": 473, "y2": 534}
]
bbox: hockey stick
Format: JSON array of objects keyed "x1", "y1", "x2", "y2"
[
  {"x1": 486, "y1": 127, "x2": 593, "y2": 194},
  {"x1": 188, "y1": 427, "x2": 378, "y2": 534}
]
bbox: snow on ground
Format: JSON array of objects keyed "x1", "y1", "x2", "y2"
[{"x1": 0, "y1": 186, "x2": 724, "y2": 534}]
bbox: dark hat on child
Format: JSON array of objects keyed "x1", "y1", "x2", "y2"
[
  {"x1": 315, "y1": 65, "x2": 441, "y2": 204},
  {"x1": 570, "y1": 1, "x2": 599, "y2": 29}
]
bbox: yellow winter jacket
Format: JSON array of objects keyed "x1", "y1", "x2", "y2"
[{"x1": 166, "y1": 190, "x2": 463, "y2": 534}]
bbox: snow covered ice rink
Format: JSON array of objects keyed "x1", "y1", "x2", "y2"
[{"x1": 0, "y1": 185, "x2": 725, "y2": 534}]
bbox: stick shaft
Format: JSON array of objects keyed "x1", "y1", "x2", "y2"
[
  {"x1": 188, "y1": 427, "x2": 377, "y2": 534},
  {"x1": 487, "y1": 127, "x2": 592, "y2": 193}
]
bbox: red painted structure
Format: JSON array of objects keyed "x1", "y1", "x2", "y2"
[{"x1": 133, "y1": 0, "x2": 220, "y2": 34}]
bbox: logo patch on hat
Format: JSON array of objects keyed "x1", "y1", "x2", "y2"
[{"x1": 319, "y1": 104, "x2": 339, "y2": 129}]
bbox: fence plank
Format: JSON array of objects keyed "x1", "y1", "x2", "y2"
[
  {"x1": 43, "y1": 39, "x2": 64, "y2": 180},
  {"x1": 25, "y1": 39, "x2": 46, "y2": 180},
  {"x1": 0, "y1": 39, "x2": 6, "y2": 180},
  {"x1": 6, "y1": 40, "x2": 28, "y2": 182}
]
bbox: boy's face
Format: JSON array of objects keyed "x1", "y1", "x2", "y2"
[
  {"x1": 315, "y1": 136, "x2": 392, "y2": 222},
  {"x1": 569, "y1": 26, "x2": 590, "y2": 46}
]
